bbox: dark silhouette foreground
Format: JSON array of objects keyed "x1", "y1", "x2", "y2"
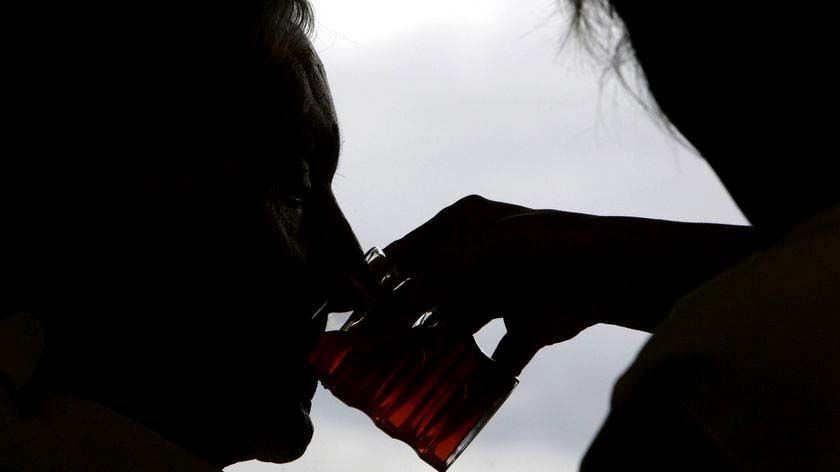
[{"x1": 3, "y1": 1, "x2": 370, "y2": 470}]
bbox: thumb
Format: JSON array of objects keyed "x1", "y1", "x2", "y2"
[{"x1": 491, "y1": 333, "x2": 542, "y2": 377}]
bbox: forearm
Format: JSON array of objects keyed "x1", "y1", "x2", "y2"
[{"x1": 593, "y1": 216, "x2": 760, "y2": 332}]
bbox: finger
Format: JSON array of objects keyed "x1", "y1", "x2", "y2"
[
  {"x1": 356, "y1": 273, "x2": 442, "y2": 332},
  {"x1": 357, "y1": 271, "x2": 495, "y2": 337},
  {"x1": 327, "y1": 269, "x2": 377, "y2": 314},
  {"x1": 431, "y1": 297, "x2": 497, "y2": 336},
  {"x1": 384, "y1": 195, "x2": 532, "y2": 274},
  {"x1": 491, "y1": 333, "x2": 542, "y2": 377}
]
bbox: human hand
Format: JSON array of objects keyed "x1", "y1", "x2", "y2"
[
  {"x1": 359, "y1": 195, "x2": 758, "y2": 375},
  {"x1": 357, "y1": 195, "x2": 621, "y2": 375}
]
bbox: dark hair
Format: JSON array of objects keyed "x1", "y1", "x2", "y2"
[
  {"x1": 563, "y1": 0, "x2": 631, "y2": 73},
  {"x1": 253, "y1": 0, "x2": 316, "y2": 57},
  {"x1": 561, "y1": 0, "x2": 686, "y2": 143}
]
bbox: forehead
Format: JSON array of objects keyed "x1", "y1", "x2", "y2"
[
  {"x1": 181, "y1": 37, "x2": 338, "y2": 187},
  {"x1": 240, "y1": 38, "x2": 338, "y2": 152},
  {"x1": 128, "y1": 41, "x2": 339, "y2": 198},
  {"x1": 271, "y1": 40, "x2": 341, "y2": 175},
  {"x1": 287, "y1": 40, "x2": 339, "y2": 133}
]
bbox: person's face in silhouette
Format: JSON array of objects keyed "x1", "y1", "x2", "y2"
[
  {"x1": 48, "y1": 35, "x2": 367, "y2": 466},
  {"x1": 152, "y1": 44, "x2": 366, "y2": 464}
]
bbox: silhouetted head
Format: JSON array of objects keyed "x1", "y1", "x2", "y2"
[
  {"x1": 9, "y1": 0, "x2": 366, "y2": 466},
  {"x1": 563, "y1": 1, "x2": 838, "y2": 234}
]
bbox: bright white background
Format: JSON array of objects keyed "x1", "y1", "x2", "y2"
[{"x1": 228, "y1": 0, "x2": 747, "y2": 470}]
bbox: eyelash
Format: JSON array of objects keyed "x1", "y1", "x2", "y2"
[
  {"x1": 287, "y1": 161, "x2": 312, "y2": 209},
  {"x1": 286, "y1": 189, "x2": 307, "y2": 208},
  {"x1": 256, "y1": 152, "x2": 321, "y2": 215}
]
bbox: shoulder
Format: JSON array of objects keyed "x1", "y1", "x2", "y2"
[
  {"x1": 2, "y1": 313, "x2": 220, "y2": 472},
  {"x1": 2, "y1": 389, "x2": 221, "y2": 472}
]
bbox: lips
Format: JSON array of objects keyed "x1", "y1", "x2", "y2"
[
  {"x1": 237, "y1": 293, "x2": 354, "y2": 464},
  {"x1": 269, "y1": 298, "x2": 326, "y2": 459}
]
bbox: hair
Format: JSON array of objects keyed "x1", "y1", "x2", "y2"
[
  {"x1": 253, "y1": 0, "x2": 316, "y2": 57},
  {"x1": 561, "y1": 0, "x2": 687, "y2": 144},
  {"x1": 564, "y1": 0, "x2": 631, "y2": 72}
]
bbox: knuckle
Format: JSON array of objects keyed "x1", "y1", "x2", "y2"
[
  {"x1": 442, "y1": 194, "x2": 489, "y2": 216},
  {"x1": 454, "y1": 194, "x2": 488, "y2": 208}
]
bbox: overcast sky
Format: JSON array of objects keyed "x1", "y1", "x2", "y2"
[{"x1": 228, "y1": 0, "x2": 747, "y2": 471}]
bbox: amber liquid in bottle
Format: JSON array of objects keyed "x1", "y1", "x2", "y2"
[{"x1": 309, "y1": 249, "x2": 518, "y2": 471}]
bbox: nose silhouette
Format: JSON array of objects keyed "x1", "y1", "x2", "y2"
[{"x1": 310, "y1": 190, "x2": 375, "y2": 313}]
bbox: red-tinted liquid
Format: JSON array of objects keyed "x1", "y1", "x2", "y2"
[{"x1": 309, "y1": 328, "x2": 518, "y2": 471}]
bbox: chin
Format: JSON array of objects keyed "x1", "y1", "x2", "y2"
[
  {"x1": 215, "y1": 401, "x2": 315, "y2": 467},
  {"x1": 253, "y1": 403, "x2": 315, "y2": 464}
]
